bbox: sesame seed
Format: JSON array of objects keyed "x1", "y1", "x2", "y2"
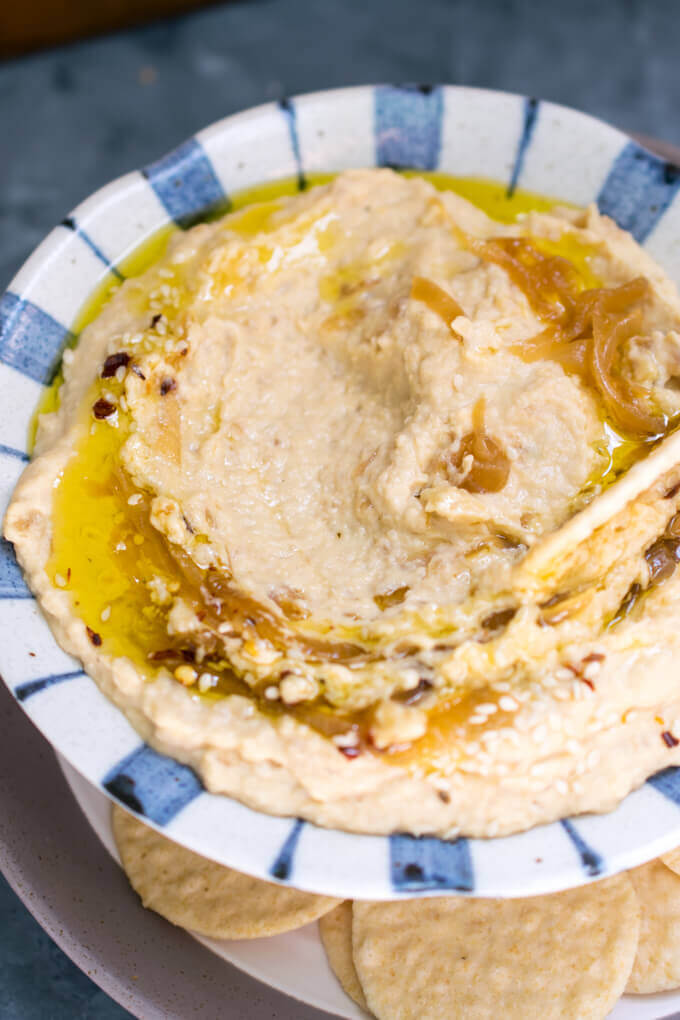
[
  {"x1": 499, "y1": 695, "x2": 518, "y2": 712},
  {"x1": 100, "y1": 606, "x2": 111, "y2": 622},
  {"x1": 264, "y1": 685, "x2": 280, "y2": 700},
  {"x1": 54, "y1": 573, "x2": 67, "y2": 588},
  {"x1": 533, "y1": 724, "x2": 548, "y2": 744},
  {"x1": 555, "y1": 779, "x2": 568, "y2": 796},
  {"x1": 198, "y1": 673, "x2": 217, "y2": 693},
  {"x1": 332, "y1": 731, "x2": 360, "y2": 748},
  {"x1": 127, "y1": 494, "x2": 143, "y2": 506}
]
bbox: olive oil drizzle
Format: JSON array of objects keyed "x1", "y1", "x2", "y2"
[{"x1": 40, "y1": 170, "x2": 677, "y2": 759}]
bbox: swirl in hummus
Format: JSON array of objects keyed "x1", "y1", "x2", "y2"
[{"x1": 6, "y1": 168, "x2": 680, "y2": 838}]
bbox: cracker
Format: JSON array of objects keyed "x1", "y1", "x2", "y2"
[
  {"x1": 518, "y1": 428, "x2": 680, "y2": 583},
  {"x1": 626, "y1": 857, "x2": 680, "y2": 993},
  {"x1": 661, "y1": 845, "x2": 680, "y2": 877},
  {"x1": 352, "y1": 876, "x2": 639, "y2": 1020},
  {"x1": 112, "y1": 806, "x2": 340, "y2": 938},
  {"x1": 319, "y1": 901, "x2": 369, "y2": 1012}
]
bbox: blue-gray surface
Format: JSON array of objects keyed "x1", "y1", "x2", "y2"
[
  {"x1": 0, "y1": 874, "x2": 131, "y2": 1019},
  {"x1": 2, "y1": 0, "x2": 680, "y2": 1014}
]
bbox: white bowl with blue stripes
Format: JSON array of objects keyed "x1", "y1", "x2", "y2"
[{"x1": 3, "y1": 85, "x2": 680, "y2": 900}]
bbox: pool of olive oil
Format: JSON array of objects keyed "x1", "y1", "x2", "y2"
[{"x1": 40, "y1": 171, "x2": 641, "y2": 704}]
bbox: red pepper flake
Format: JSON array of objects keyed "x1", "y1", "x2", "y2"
[
  {"x1": 665, "y1": 481, "x2": 680, "y2": 500},
  {"x1": 150, "y1": 313, "x2": 163, "y2": 328},
  {"x1": 131, "y1": 364, "x2": 147, "y2": 380},
  {"x1": 339, "y1": 745, "x2": 361, "y2": 759},
  {"x1": 437, "y1": 790, "x2": 451, "y2": 804},
  {"x1": 92, "y1": 398, "x2": 115, "y2": 419},
  {"x1": 565, "y1": 663, "x2": 595, "y2": 690},
  {"x1": 160, "y1": 377, "x2": 176, "y2": 396},
  {"x1": 86, "y1": 626, "x2": 102, "y2": 647},
  {"x1": 662, "y1": 730, "x2": 679, "y2": 748},
  {"x1": 101, "y1": 352, "x2": 131, "y2": 378},
  {"x1": 582, "y1": 652, "x2": 605, "y2": 665},
  {"x1": 66, "y1": 567, "x2": 71, "y2": 583}
]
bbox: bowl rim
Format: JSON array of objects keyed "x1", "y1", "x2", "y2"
[{"x1": 4, "y1": 82, "x2": 680, "y2": 901}]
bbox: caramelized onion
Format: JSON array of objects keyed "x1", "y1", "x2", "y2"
[
  {"x1": 411, "y1": 276, "x2": 464, "y2": 337},
  {"x1": 454, "y1": 430, "x2": 511, "y2": 493},
  {"x1": 449, "y1": 398, "x2": 511, "y2": 494},
  {"x1": 374, "y1": 586, "x2": 410, "y2": 611},
  {"x1": 589, "y1": 278, "x2": 666, "y2": 437},
  {"x1": 474, "y1": 237, "x2": 667, "y2": 439},
  {"x1": 472, "y1": 238, "x2": 582, "y2": 329}
]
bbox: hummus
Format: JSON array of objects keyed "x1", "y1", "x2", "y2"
[{"x1": 6, "y1": 168, "x2": 680, "y2": 837}]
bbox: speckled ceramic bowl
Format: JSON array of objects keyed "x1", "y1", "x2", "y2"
[{"x1": 3, "y1": 85, "x2": 680, "y2": 900}]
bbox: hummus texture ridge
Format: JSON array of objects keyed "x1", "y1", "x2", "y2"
[{"x1": 6, "y1": 168, "x2": 680, "y2": 838}]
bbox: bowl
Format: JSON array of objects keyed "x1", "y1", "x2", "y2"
[{"x1": 3, "y1": 84, "x2": 680, "y2": 900}]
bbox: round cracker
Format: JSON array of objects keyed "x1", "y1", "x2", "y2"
[
  {"x1": 112, "y1": 806, "x2": 339, "y2": 938},
  {"x1": 353, "y1": 876, "x2": 639, "y2": 1020},
  {"x1": 661, "y1": 845, "x2": 680, "y2": 876},
  {"x1": 626, "y1": 857, "x2": 680, "y2": 993},
  {"x1": 319, "y1": 902, "x2": 369, "y2": 1011}
]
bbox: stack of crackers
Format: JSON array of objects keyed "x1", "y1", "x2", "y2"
[{"x1": 113, "y1": 806, "x2": 680, "y2": 1018}]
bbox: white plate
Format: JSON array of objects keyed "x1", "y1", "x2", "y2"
[
  {"x1": 57, "y1": 754, "x2": 362, "y2": 1019},
  {"x1": 57, "y1": 752, "x2": 680, "y2": 1020},
  {"x1": 4, "y1": 85, "x2": 680, "y2": 900}
]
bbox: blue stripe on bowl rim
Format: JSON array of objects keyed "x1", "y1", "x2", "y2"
[
  {"x1": 14, "y1": 669, "x2": 86, "y2": 701},
  {"x1": 4, "y1": 85, "x2": 680, "y2": 898},
  {"x1": 102, "y1": 744, "x2": 203, "y2": 826},
  {"x1": 647, "y1": 766, "x2": 680, "y2": 806},
  {"x1": 0, "y1": 291, "x2": 72, "y2": 386},
  {"x1": 559, "y1": 819, "x2": 605, "y2": 878},
  {"x1": 507, "y1": 96, "x2": 540, "y2": 197},
  {"x1": 375, "y1": 84, "x2": 444, "y2": 171},
  {"x1": 278, "y1": 98, "x2": 307, "y2": 191},
  {"x1": 269, "y1": 818, "x2": 306, "y2": 881},
  {"x1": 60, "y1": 217, "x2": 125, "y2": 280},
  {"x1": 0, "y1": 538, "x2": 33, "y2": 600},
  {"x1": 390, "y1": 833, "x2": 474, "y2": 892},
  {"x1": 142, "y1": 137, "x2": 228, "y2": 228},
  {"x1": 597, "y1": 140, "x2": 680, "y2": 244},
  {"x1": 0, "y1": 443, "x2": 29, "y2": 463}
]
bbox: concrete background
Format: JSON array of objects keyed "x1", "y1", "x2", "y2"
[{"x1": 2, "y1": 0, "x2": 680, "y2": 1014}]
